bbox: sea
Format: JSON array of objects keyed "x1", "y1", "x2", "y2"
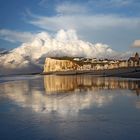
[{"x1": 0, "y1": 75, "x2": 140, "y2": 140}]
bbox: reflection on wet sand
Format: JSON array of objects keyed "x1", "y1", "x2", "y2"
[
  {"x1": 0, "y1": 76, "x2": 140, "y2": 115},
  {"x1": 44, "y1": 75, "x2": 140, "y2": 94}
]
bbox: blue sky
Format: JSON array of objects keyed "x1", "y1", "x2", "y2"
[{"x1": 0, "y1": 0, "x2": 140, "y2": 51}]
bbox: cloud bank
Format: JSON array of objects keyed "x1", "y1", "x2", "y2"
[{"x1": 0, "y1": 29, "x2": 128, "y2": 75}]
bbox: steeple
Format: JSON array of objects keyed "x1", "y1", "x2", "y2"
[{"x1": 135, "y1": 52, "x2": 139, "y2": 61}]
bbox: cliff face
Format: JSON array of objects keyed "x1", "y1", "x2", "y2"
[
  {"x1": 43, "y1": 58, "x2": 79, "y2": 72},
  {"x1": 43, "y1": 56, "x2": 140, "y2": 73},
  {"x1": 44, "y1": 75, "x2": 139, "y2": 93}
]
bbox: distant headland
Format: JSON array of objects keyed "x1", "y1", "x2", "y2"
[{"x1": 43, "y1": 52, "x2": 140, "y2": 78}]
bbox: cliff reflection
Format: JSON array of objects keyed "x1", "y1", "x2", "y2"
[
  {"x1": 44, "y1": 75, "x2": 140, "y2": 95},
  {"x1": 0, "y1": 76, "x2": 140, "y2": 115}
]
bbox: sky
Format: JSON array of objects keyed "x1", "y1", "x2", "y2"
[{"x1": 0, "y1": 0, "x2": 140, "y2": 51}]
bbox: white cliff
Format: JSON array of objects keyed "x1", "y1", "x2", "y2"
[{"x1": 43, "y1": 58, "x2": 80, "y2": 72}]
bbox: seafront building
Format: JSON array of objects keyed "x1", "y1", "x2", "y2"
[{"x1": 128, "y1": 52, "x2": 140, "y2": 67}]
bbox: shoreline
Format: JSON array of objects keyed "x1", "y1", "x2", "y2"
[
  {"x1": 0, "y1": 67, "x2": 140, "y2": 79},
  {"x1": 42, "y1": 67, "x2": 140, "y2": 78}
]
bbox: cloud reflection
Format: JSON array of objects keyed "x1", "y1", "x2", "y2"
[{"x1": 0, "y1": 76, "x2": 140, "y2": 115}]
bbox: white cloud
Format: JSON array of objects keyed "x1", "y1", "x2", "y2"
[
  {"x1": 56, "y1": 3, "x2": 88, "y2": 15},
  {"x1": 0, "y1": 29, "x2": 35, "y2": 43},
  {"x1": 55, "y1": 29, "x2": 78, "y2": 41},
  {"x1": 29, "y1": 14, "x2": 140, "y2": 31},
  {"x1": 132, "y1": 40, "x2": 140, "y2": 47},
  {"x1": 109, "y1": 0, "x2": 133, "y2": 6},
  {"x1": 27, "y1": 2, "x2": 140, "y2": 50},
  {"x1": 29, "y1": 1, "x2": 140, "y2": 30},
  {"x1": 88, "y1": 0, "x2": 136, "y2": 7}
]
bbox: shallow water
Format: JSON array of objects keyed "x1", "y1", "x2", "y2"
[{"x1": 0, "y1": 75, "x2": 140, "y2": 140}]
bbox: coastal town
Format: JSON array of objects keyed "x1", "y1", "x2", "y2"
[{"x1": 44, "y1": 52, "x2": 140, "y2": 72}]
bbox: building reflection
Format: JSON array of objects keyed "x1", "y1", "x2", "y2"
[{"x1": 0, "y1": 76, "x2": 140, "y2": 115}]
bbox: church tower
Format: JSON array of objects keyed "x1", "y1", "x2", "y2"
[{"x1": 135, "y1": 52, "x2": 139, "y2": 61}]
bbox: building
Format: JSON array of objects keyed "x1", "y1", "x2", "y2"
[
  {"x1": 128, "y1": 52, "x2": 140, "y2": 67},
  {"x1": 119, "y1": 60, "x2": 128, "y2": 67}
]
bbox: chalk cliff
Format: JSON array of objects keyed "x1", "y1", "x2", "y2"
[
  {"x1": 43, "y1": 53, "x2": 140, "y2": 73},
  {"x1": 43, "y1": 58, "x2": 80, "y2": 72}
]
